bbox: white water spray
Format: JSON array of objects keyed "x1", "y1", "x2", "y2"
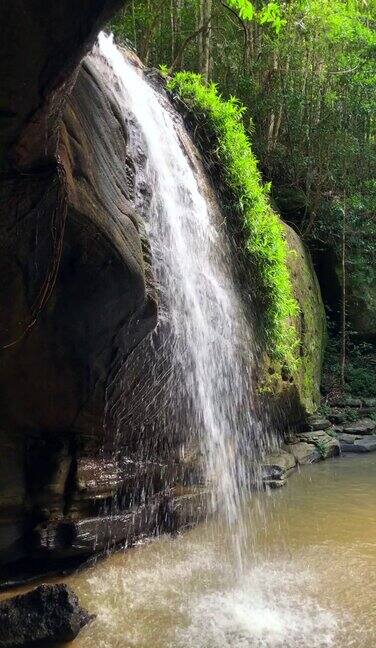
[{"x1": 98, "y1": 33, "x2": 266, "y2": 567}]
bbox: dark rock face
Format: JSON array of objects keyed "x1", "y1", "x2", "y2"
[
  {"x1": 0, "y1": 1, "x2": 162, "y2": 569},
  {"x1": 0, "y1": 0, "x2": 125, "y2": 170},
  {"x1": 0, "y1": 584, "x2": 93, "y2": 647}
]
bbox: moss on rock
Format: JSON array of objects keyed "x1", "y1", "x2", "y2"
[{"x1": 264, "y1": 225, "x2": 327, "y2": 413}]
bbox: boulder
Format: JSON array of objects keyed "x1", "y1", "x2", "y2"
[
  {"x1": 357, "y1": 407, "x2": 376, "y2": 416},
  {"x1": 261, "y1": 225, "x2": 327, "y2": 415},
  {"x1": 298, "y1": 430, "x2": 340, "y2": 458},
  {"x1": 0, "y1": 584, "x2": 93, "y2": 647},
  {"x1": 340, "y1": 436, "x2": 376, "y2": 453},
  {"x1": 342, "y1": 418, "x2": 376, "y2": 435},
  {"x1": 307, "y1": 416, "x2": 332, "y2": 431},
  {"x1": 336, "y1": 432, "x2": 362, "y2": 444},
  {"x1": 286, "y1": 442, "x2": 321, "y2": 465}
]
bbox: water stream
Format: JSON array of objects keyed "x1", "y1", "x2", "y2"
[
  {"x1": 98, "y1": 33, "x2": 267, "y2": 569},
  {"x1": 33, "y1": 454, "x2": 376, "y2": 647}
]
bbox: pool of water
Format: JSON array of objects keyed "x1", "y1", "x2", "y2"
[{"x1": 14, "y1": 454, "x2": 376, "y2": 647}]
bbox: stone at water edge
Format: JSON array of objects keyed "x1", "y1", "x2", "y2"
[
  {"x1": 298, "y1": 431, "x2": 340, "y2": 458},
  {"x1": 285, "y1": 442, "x2": 321, "y2": 465},
  {"x1": 340, "y1": 436, "x2": 376, "y2": 453},
  {"x1": 0, "y1": 584, "x2": 94, "y2": 647},
  {"x1": 336, "y1": 432, "x2": 363, "y2": 444}
]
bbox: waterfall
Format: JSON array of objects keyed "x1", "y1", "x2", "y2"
[{"x1": 98, "y1": 34, "x2": 266, "y2": 568}]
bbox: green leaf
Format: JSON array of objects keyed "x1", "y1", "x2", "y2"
[{"x1": 227, "y1": 0, "x2": 254, "y2": 21}]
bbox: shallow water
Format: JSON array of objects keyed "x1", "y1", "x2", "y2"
[{"x1": 63, "y1": 454, "x2": 376, "y2": 648}]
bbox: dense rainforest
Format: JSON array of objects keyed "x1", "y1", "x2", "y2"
[{"x1": 111, "y1": 0, "x2": 376, "y2": 396}]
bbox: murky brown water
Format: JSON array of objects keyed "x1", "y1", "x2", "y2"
[{"x1": 5, "y1": 454, "x2": 376, "y2": 647}]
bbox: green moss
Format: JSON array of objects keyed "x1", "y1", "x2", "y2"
[
  {"x1": 167, "y1": 72, "x2": 299, "y2": 368},
  {"x1": 283, "y1": 225, "x2": 327, "y2": 411}
]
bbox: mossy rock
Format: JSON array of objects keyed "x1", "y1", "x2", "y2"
[{"x1": 262, "y1": 224, "x2": 327, "y2": 414}]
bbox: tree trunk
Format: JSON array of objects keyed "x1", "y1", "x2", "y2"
[
  {"x1": 199, "y1": 0, "x2": 213, "y2": 82},
  {"x1": 340, "y1": 193, "x2": 347, "y2": 387},
  {"x1": 170, "y1": 0, "x2": 181, "y2": 63}
]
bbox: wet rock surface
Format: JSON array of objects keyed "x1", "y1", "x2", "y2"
[
  {"x1": 339, "y1": 435, "x2": 376, "y2": 453},
  {"x1": 0, "y1": 584, "x2": 93, "y2": 647},
  {"x1": 0, "y1": 2, "x2": 161, "y2": 569}
]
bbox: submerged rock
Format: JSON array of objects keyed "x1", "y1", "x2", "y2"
[{"x1": 0, "y1": 584, "x2": 93, "y2": 647}]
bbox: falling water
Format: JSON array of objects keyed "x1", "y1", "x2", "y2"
[{"x1": 98, "y1": 33, "x2": 266, "y2": 568}]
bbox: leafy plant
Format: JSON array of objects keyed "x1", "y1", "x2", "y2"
[
  {"x1": 168, "y1": 72, "x2": 300, "y2": 368},
  {"x1": 314, "y1": 439, "x2": 329, "y2": 459},
  {"x1": 159, "y1": 63, "x2": 170, "y2": 76}
]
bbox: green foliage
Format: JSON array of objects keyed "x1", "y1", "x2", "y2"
[
  {"x1": 258, "y1": 2, "x2": 286, "y2": 33},
  {"x1": 323, "y1": 329, "x2": 376, "y2": 397},
  {"x1": 159, "y1": 63, "x2": 170, "y2": 77},
  {"x1": 168, "y1": 72, "x2": 300, "y2": 367},
  {"x1": 227, "y1": 0, "x2": 254, "y2": 21},
  {"x1": 314, "y1": 438, "x2": 329, "y2": 459},
  {"x1": 345, "y1": 366, "x2": 376, "y2": 398},
  {"x1": 344, "y1": 407, "x2": 359, "y2": 422}
]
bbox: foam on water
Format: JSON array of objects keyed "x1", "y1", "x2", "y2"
[
  {"x1": 73, "y1": 541, "x2": 340, "y2": 648},
  {"x1": 173, "y1": 563, "x2": 338, "y2": 648}
]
